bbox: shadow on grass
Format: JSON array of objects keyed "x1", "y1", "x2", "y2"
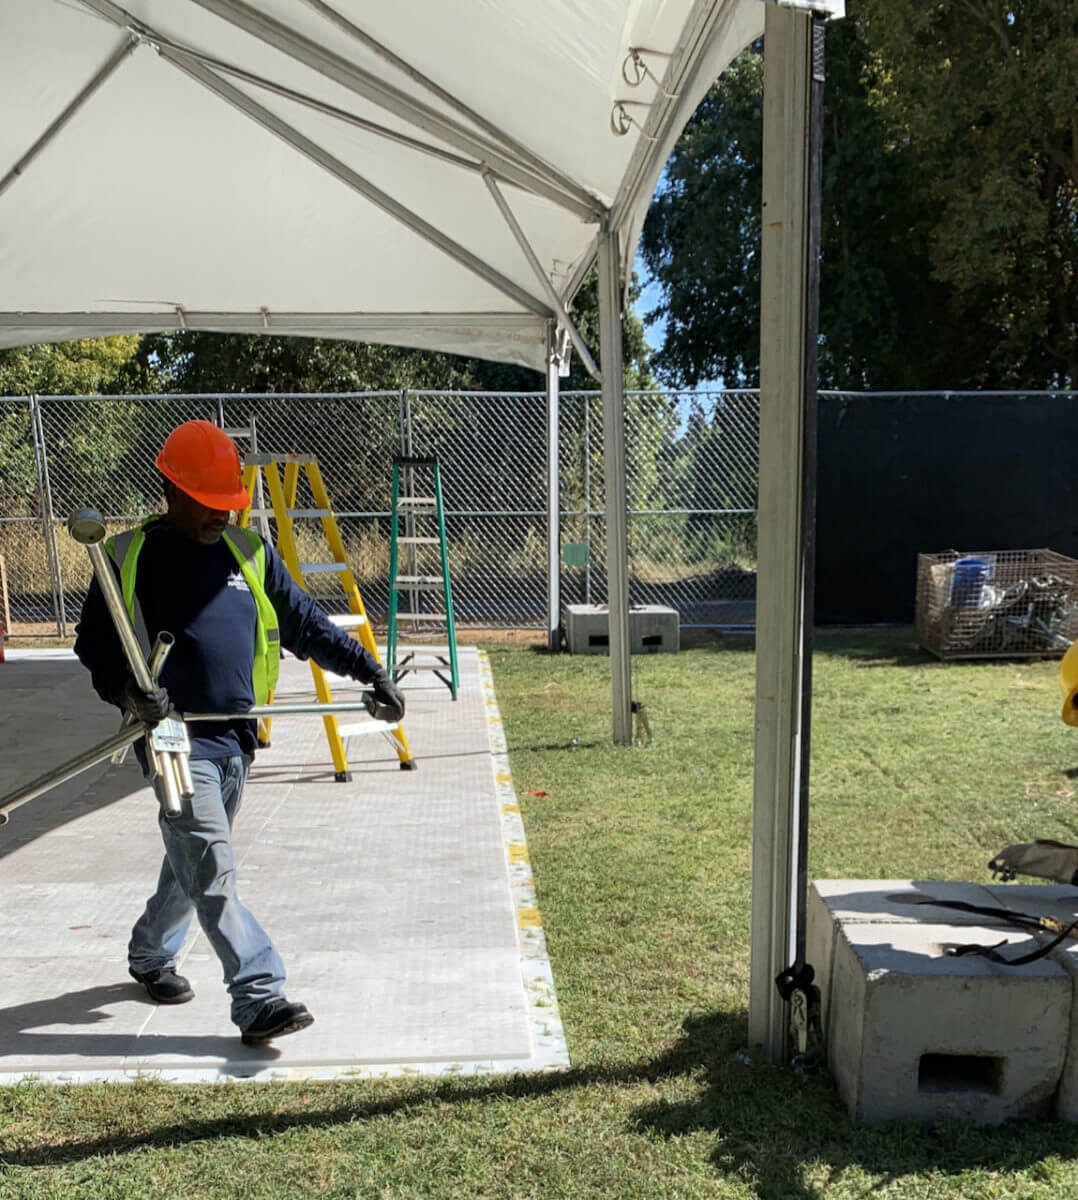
[
  {"x1": 519, "y1": 738, "x2": 605, "y2": 752},
  {"x1": 6, "y1": 1009, "x2": 1078, "y2": 1194},
  {"x1": 811, "y1": 627, "x2": 932, "y2": 668},
  {"x1": 632, "y1": 1012, "x2": 1078, "y2": 1198}
]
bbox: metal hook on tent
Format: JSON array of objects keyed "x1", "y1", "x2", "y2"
[
  {"x1": 260, "y1": 307, "x2": 271, "y2": 329},
  {"x1": 174, "y1": 305, "x2": 188, "y2": 330},
  {"x1": 621, "y1": 48, "x2": 678, "y2": 99},
  {"x1": 610, "y1": 101, "x2": 657, "y2": 141}
]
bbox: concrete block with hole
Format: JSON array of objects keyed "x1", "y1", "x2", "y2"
[
  {"x1": 824, "y1": 915, "x2": 1070, "y2": 1124},
  {"x1": 983, "y1": 884, "x2": 1078, "y2": 1121},
  {"x1": 807, "y1": 879, "x2": 1017, "y2": 1039},
  {"x1": 564, "y1": 604, "x2": 679, "y2": 655}
]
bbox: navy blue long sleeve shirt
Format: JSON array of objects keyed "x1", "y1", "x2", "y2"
[{"x1": 74, "y1": 518, "x2": 382, "y2": 760}]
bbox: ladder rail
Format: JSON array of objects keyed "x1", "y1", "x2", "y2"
[
  {"x1": 238, "y1": 451, "x2": 415, "y2": 773},
  {"x1": 434, "y1": 461, "x2": 460, "y2": 700},
  {"x1": 387, "y1": 455, "x2": 459, "y2": 700}
]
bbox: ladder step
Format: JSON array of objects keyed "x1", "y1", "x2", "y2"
[
  {"x1": 224, "y1": 427, "x2": 253, "y2": 438},
  {"x1": 245, "y1": 507, "x2": 274, "y2": 518},
  {"x1": 392, "y1": 661, "x2": 450, "y2": 672},
  {"x1": 328, "y1": 613, "x2": 368, "y2": 627},
  {"x1": 392, "y1": 575, "x2": 444, "y2": 586},
  {"x1": 245, "y1": 452, "x2": 316, "y2": 466},
  {"x1": 288, "y1": 507, "x2": 332, "y2": 519},
  {"x1": 398, "y1": 496, "x2": 436, "y2": 505},
  {"x1": 397, "y1": 612, "x2": 447, "y2": 621},
  {"x1": 397, "y1": 536, "x2": 441, "y2": 544},
  {"x1": 336, "y1": 720, "x2": 399, "y2": 736},
  {"x1": 301, "y1": 562, "x2": 350, "y2": 574}
]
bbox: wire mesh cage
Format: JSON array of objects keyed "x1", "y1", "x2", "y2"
[{"x1": 915, "y1": 549, "x2": 1078, "y2": 660}]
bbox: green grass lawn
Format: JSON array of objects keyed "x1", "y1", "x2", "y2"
[{"x1": 5, "y1": 629, "x2": 1078, "y2": 1198}]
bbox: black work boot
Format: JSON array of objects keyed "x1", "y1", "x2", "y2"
[
  {"x1": 129, "y1": 966, "x2": 195, "y2": 1005},
  {"x1": 241, "y1": 999, "x2": 314, "y2": 1046}
]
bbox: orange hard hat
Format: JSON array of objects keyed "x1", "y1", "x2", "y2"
[{"x1": 156, "y1": 421, "x2": 250, "y2": 511}]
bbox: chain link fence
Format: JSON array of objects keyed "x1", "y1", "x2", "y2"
[{"x1": 0, "y1": 389, "x2": 760, "y2": 638}]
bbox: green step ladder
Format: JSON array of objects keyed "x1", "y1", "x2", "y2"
[{"x1": 386, "y1": 455, "x2": 459, "y2": 700}]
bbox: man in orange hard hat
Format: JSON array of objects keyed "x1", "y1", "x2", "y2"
[{"x1": 74, "y1": 421, "x2": 405, "y2": 1046}]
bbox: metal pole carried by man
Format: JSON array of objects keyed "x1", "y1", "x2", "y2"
[{"x1": 72, "y1": 421, "x2": 406, "y2": 1047}]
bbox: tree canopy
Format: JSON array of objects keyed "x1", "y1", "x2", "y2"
[
  {"x1": 0, "y1": 337, "x2": 142, "y2": 396},
  {"x1": 860, "y1": 0, "x2": 1078, "y2": 388},
  {"x1": 640, "y1": 2, "x2": 1077, "y2": 390}
]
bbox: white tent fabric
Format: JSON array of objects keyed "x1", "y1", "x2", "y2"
[{"x1": 1, "y1": 0, "x2": 840, "y2": 371}]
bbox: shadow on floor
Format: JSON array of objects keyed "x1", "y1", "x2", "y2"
[{"x1": 0, "y1": 984, "x2": 282, "y2": 1069}]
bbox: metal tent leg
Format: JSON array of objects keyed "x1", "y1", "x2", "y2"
[
  {"x1": 748, "y1": 5, "x2": 823, "y2": 1064},
  {"x1": 546, "y1": 323, "x2": 562, "y2": 652},
  {"x1": 597, "y1": 223, "x2": 632, "y2": 746}
]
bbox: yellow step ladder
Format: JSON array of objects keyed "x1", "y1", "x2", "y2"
[{"x1": 237, "y1": 452, "x2": 415, "y2": 779}]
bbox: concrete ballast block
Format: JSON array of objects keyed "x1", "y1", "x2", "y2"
[
  {"x1": 828, "y1": 919, "x2": 1070, "y2": 1125},
  {"x1": 983, "y1": 884, "x2": 1078, "y2": 1121},
  {"x1": 807, "y1": 879, "x2": 1019, "y2": 1041},
  {"x1": 564, "y1": 604, "x2": 679, "y2": 655}
]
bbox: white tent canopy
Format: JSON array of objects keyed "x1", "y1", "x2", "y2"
[
  {"x1": 3, "y1": 0, "x2": 843, "y2": 1065},
  {"x1": 1, "y1": 0, "x2": 837, "y2": 369}
]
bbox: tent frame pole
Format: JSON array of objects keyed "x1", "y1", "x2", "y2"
[
  {"x1": 597, "y1": 223, "x2": 633, "y2": 746},
  {"x1": 0, "y1": 37, "x2": 136, "y2": 199},
  {"x1": 298, "y1": 0, "x2": 596, "y2": 212},
  {"x1": 483, "y1": 174, "x2": 602, "y2": 383},
  {"x1": 183, "y1": 0, "x2": 600, "y2": 221},
  {"x1": 546, "y1": 323, "x2": 562, "y2": 652},
  {"x1": 748, "y1": 4, "x2": 819, "y2": 1064},
  {"x1": 147, "y1": 42, "x2": 555, "y2": 318}
]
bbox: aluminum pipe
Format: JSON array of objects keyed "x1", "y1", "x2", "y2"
[
  {"x1": 0, "y1": 722, "x2": 149, "y2": 825},
  {"x1": 112, "y1": 631, "x2": 175, "y2": 765},
  {"x1": 68, "y1": 510, "x2": 182, "y2": 818},
  {"x1": 67, "y1": 509, "x2": 156, "y2": 693},
  {"x1": 184, "y1": 697, "x2": 381, "y2": 721}
]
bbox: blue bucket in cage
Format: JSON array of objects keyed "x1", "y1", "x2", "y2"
[{"x1": 951, "y1": 557, "x2": 990, "y2": 608}]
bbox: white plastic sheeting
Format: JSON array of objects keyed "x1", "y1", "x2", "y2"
[{"x1": 0, "y1": 0, "x2": 841, "y2": 369}]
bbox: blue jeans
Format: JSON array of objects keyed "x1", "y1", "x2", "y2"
[{"x1": 128, "y1": 754, "x2": 286, "y2": 1030}]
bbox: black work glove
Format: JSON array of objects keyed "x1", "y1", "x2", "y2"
[
  {"x1": 368, "y1": 670, "x2": 405, "y2": 723},
  {"x1": 118, "y1": 677, "x2": 171, "y2": 723}
]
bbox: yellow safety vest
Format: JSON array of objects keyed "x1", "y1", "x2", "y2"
[{"x1": 105, "y1": 517, "x2": 281, "y2": 704}]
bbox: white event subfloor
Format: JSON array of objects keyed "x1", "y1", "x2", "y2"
[{"x1": 0, "y1": 646, "x2": 568, "y2": 1082}]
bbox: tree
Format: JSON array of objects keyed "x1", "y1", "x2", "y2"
[
  {"x1": 640, "y1": 22, "x2": 958, "y2": 389},
  {"x1": 640, "y1": 6, "x2": 1077, "y2": 389},
  {"x1": 0, "y1": 337, "x2": 146, "y2": 516},
  {"x1": 0, "y1": 336, "x2": 142, "y2": 395},
  {"x1": 638, "y1": 48, "x2": 767, "y2": 389},
  {"x1": 859, "y1": 0, "x2": 1078, "y2": 387},
  {"x1": 128, "y1": 333, "x2": 476, "y2": 394}
]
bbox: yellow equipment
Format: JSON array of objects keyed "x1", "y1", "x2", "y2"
[
  {"x1": 1060, "y1": 640, "x2": 1078, "y2": 727},
  {"x1": 238, "y1": 452, "x2": 415, "y2": 777}
]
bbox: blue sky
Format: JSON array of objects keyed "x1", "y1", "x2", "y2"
[{"x1": 634, "y1": 266, "x2": 666, "y2": 356}]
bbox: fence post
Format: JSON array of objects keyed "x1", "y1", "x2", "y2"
[
  {"x1": 399, "y1": 388, "x2": 413, "y2": 457},
  {"x1": 546, "y1": 325, "x2": 561, "y2": 650},
  {"x1": 29, "y1": 395, "x2": 67, "y2": 637},
  {"x1": 583, "y1": 393, "x2": 593, "y2": 605}
]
